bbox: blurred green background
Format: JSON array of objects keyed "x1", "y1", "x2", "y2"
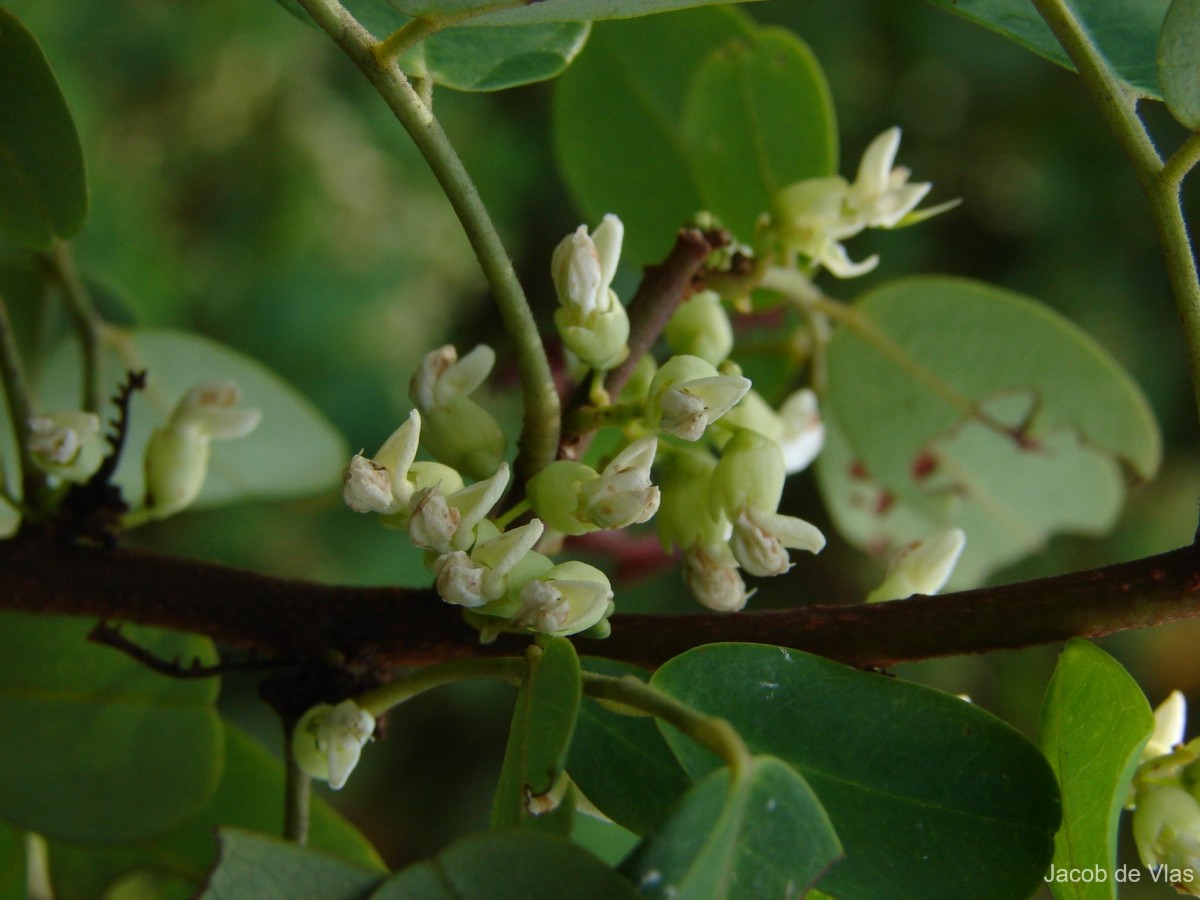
[{"x1": 5, "y1": 0, "x2": 1199, "y2": 891}]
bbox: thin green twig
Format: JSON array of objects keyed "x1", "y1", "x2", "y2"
[
  {"x1": 0, "y1": 294, "x2": 46, "y2": 508},
  {"x1": 582, "y1": 671, "x2": 752, "y2": 779},
  {"x1": 1030, "y1": 0, "x2": 1200, "y2": 428},
  {"x1": 355, "y1": 656, "x2": 525, "y2": 717},
  {"x1": 295, "y1": 0, "x2": 561, "y2": 483},
  {"x1": 41, "y1": 241, "x2": 102, "y2": 414}
]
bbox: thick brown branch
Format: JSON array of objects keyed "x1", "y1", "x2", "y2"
[{"x1": 4, "y1": 530, "x2": 1200, "y2": 670}]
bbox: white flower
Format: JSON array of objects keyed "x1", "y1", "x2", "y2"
[
  {"x1": 866, "y1": 528, "x2": 966, "y2": 603},
  {"x1": 1145, "y1": 692, "x2": 1189, "y2": 763},
  {"x1": 408, "y1": 462, "x2": 510, "y2": 554},
  {"x1": 343, "y1": 410, "x2": 421, "y2": 516},
  {"x1": 1133, "y1": 784, "x2": 1200, "y2": 894},
  {"x1": 409, "y1": 345, "x2": 506, "y2": 480},
  {"x1": 847, "y1": 127, "x2": 932, "y2": 229},
  {"x1": 777, "y1": 389, "x2": 825, "y2": 474},
  {"x1": 292, "y1": 700, "x2": 375, "y2": 791},
  {"x1": 432, "y1": 520, "x2": 545, "y2": 609},
  {"x1": 552, "y1": 215, "x2": 630, "y2": 371},
  {"x1": 578, "y1": 436, "x2": 661, "y2": 529},
  {"x1": 658, "y1": 375, "x2": 751, "y2": 441},
  {"x1": 730, "y1": 507, "x2": 826, "y2": 578},
  {"x1": 513, "y1": 560, "x2": 614, "y2": 636},
  {"x1": 683, "y1": 541, "x2": 751, "y2": 612},
  {"x1": 28, "y1": 410, "x2": 103, "y2": 481},
  {"x1": 143, "y1": 381, "x2": 261, "y2": 518}
]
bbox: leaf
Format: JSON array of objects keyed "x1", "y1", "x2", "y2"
[
  {"x1": 199, "y1": 829, "x2": 382, "y2": 900},
  {"x1": 568, "y1": 658, "x2": 692, "y2": 836},
  {"x1": 1038, "y1": 640, "x2": 1154, "y2": 900},
  {"x1": 651, "y1": 644, "x2": 1062, "y2": 899},
  {"x1": 622, "y1": 756, "x2": 841, "y2": 899},
  {"x1": 818, "y1": 276, "x2": 1161, "y2": 585},
  {"x1": 377, "y1": 0, "x2": 762, "y2": 27},
  {"x1": 0, "y1": 8, "x2": 88, "y2": 248},
  {"x1": 922, "y1": 0, "x2": 1170, "y2": 98},
  {"x1": 0, "y1": 613, "x2": 222, "y2": 844},
  {"x1": 1159, "y1": 0, "x2": 1200, "y2": 127},
  {"x1": 371, "y1": 831, "x2": 639, "y2": 899},
  {"x1": 410, "y1": 21, "x2": 590, "y2": 93},
  {"x1": 491, "y1": 638, "x2": 582, "y2": 832},
  {"x1": 553, "y1": 7, "x2": 756, "y2": 265},
  {"x1": 48, "y1": 722, "x2": 386, "y2": 900},
  {"x1": 34, "y1": 327, "x2": 348, "y2": 511},
  {"x1": 680, "y1": 27, "x2": 837, "y2": 242}
]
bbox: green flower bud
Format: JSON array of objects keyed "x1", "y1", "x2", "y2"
[
  {"x1": 646, "y1": 355, "x2": 750, "y2": 441},
  {"x1": 618, "y1": 354, "x2": 658, "y2": 404},
  {"x1": 709, "y1": 429, "x2": 786, "y2": 521},
  {"x1": 655, "y1": 448, "x2": 728, "y2": 553},
  {"x1": 527, "y1": 460, "x2": 599, "y2": 536},
  {"x1": 410, "y1": 345, "x2": 506, "y2": 480},
  {"x1": 28, "y1": 410, "x2": 103, "y2": 482},
  {"x1": 1133, "y1": 784, "x2": 1200, "y2": 893},
  {"x1": 665, "y1": 290, "x2": 734, "y2": 366},
  {"x1": 292, "y1": 700, "x2": 375, "y2": 791}
]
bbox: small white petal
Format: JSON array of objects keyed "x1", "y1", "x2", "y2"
[{"x1": 1145, "y1": 691, "x2": 1188, "y2": 761}]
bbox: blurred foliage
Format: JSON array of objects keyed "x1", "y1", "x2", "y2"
[{"x1": 4, "y1": 0, "x2": 1198, "y2": 886}]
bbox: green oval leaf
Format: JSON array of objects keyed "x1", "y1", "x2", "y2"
[
  {"x1": 622, "y1": 756, "x2": 841, "y2": 898},
  {"x1": 680, "y1": 28, "x2": 837, "y2": 242},
  {"x1": 553, "y1": 7, "x2": 756, "y2": 264},
  {"x1": 409, "y1": 21, "x2": 590, "y2": 92},
  {"x1": 1159, "y1": 0, "x2": 1200, "y2": 127},
  {"x1": 0, "y1": 9, "x2": 88, "y2": 248},
  {"x1": 372, "y1": 831, "x2": 639, "y2": 899},
  {"x1": 380, "y1": 0, "x2": 760, "y2": 26},
  {"x1": 818, "y1": 276, "x2": 1161, "y2": 585},
  {"x1": 569, "y1": 658, "x2": 692, "y2": 836},
  {"x1": 1038, "y1": 640, "x2": 1154, "y2": 900},
  {"x1": 651, "y1": 644, "x2": 1061, "y2": 899},
  {"x1": 36, "y1": 327, "x2": 348, "y2": 511},
  {"x1": 200, "y1": 829, "x2": 382, "y2": 900},
  {"x1": 492, "y1": 638, "x2": 582, "y2": 832},
  {"x1": 0, "y1": 613, "x2": 222, "y2": 843},
  {"x1": 923, "y1": 0, "x2": 1171, "y2": 98}
]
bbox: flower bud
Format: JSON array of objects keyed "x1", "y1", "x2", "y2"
[
  {"x1": 513, "y1": 560, "x2": 614, "y2": 636},
  {"x1": 1133, "y1": 784, "x2": 1200, "y2": 894},
  {"x1": 579, "y1": 436, "x2": 660, "y2": 530},
  {"x1": 683, "y1": 541, "x2": 751, "y2": 612},
  {"x1": 552, "y1": 215, "x2": 630, "y2": 371},
  {"x1": 343, "y1": 410, "x2": 421, "y2": 516},
  {"x1": 646, "y1": 355, "x2": 750, "y2": 441},
  {"x1": 292, "y1": 700, "x2": 375, "y2": 791},
  {"x1": 28, "y1": 410, "x2": 103, "y2": 481},
  {"x1": 410, "y1": 345, "x2": 506, "y2": 480},
  {"x1": 709, "y1": 429, "x2": 786, "y2": 522},
  {"x1": 408, "y1": 462, "x2": 509, "y2": 554},
  {"x1": 527, "y1": 460, "x2": 598, "y2": 536},
  {"x1": 143, "y1": 381, "x2": 260, "y2": 518},
  {"x1": 866, "y1": 528, "x2": 966, "y2": 603},
  {"x1": 665, "y1": 290, "x2": 734, "y2": 366},
  {"x1": 654, "y1": 449, "x2": 728, "y2": 553}
]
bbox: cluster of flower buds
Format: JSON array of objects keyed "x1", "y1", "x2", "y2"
[
  {"x1": 552, "y1": 214, "x2": 630, "y2": 373},
  {"x1": 1129, "y1": 692, "x2": 1200, "y2": 892},
  {"x1": 345, "y1": 345, "x2": 617, "y2": 646},
  {"x1": 29, "y1": 381, "x2": 262, "y2": 525},
  {"x1": 767, "y1": 127, "x2": 947, "y2": 278}
]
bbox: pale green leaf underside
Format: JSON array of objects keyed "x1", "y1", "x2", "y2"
[
  {"x1": 33, "y1": 327, "x2": 347, "y2": 512},
  {"x1": 0, "y1": 9, "x2": 88, "y2": 249},
  {"x1": 0, "y1": 613, "x2": 222, "y2": 844},
  {"x1": 373, "y1": 832, "x2": 639, "y2": 898},
  {"x1": 1159, "y1": 0, "x2": 1200, "y2": 128},
  {"x1": 652, "y1": 644, "x2": 1060, "y2": 898},
  {"x1": 1038, "y1": 640, "x2": 1153, "y2": 900},
  {"x1": 923, "y1": 0, "x2": 1170, "y2": 98},
  {"x1": 200, "y1": 830, "x2": 381, "y2": 900},
  {"x1": 622, "y1": 756, "x2": 841, "y2": 899},
  {"x1": 819, "y1": 276, "x2": 1161, "y2": 585},
  {"x1": 379, "y1": 0, "x2": 761, "y2": 27}
]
